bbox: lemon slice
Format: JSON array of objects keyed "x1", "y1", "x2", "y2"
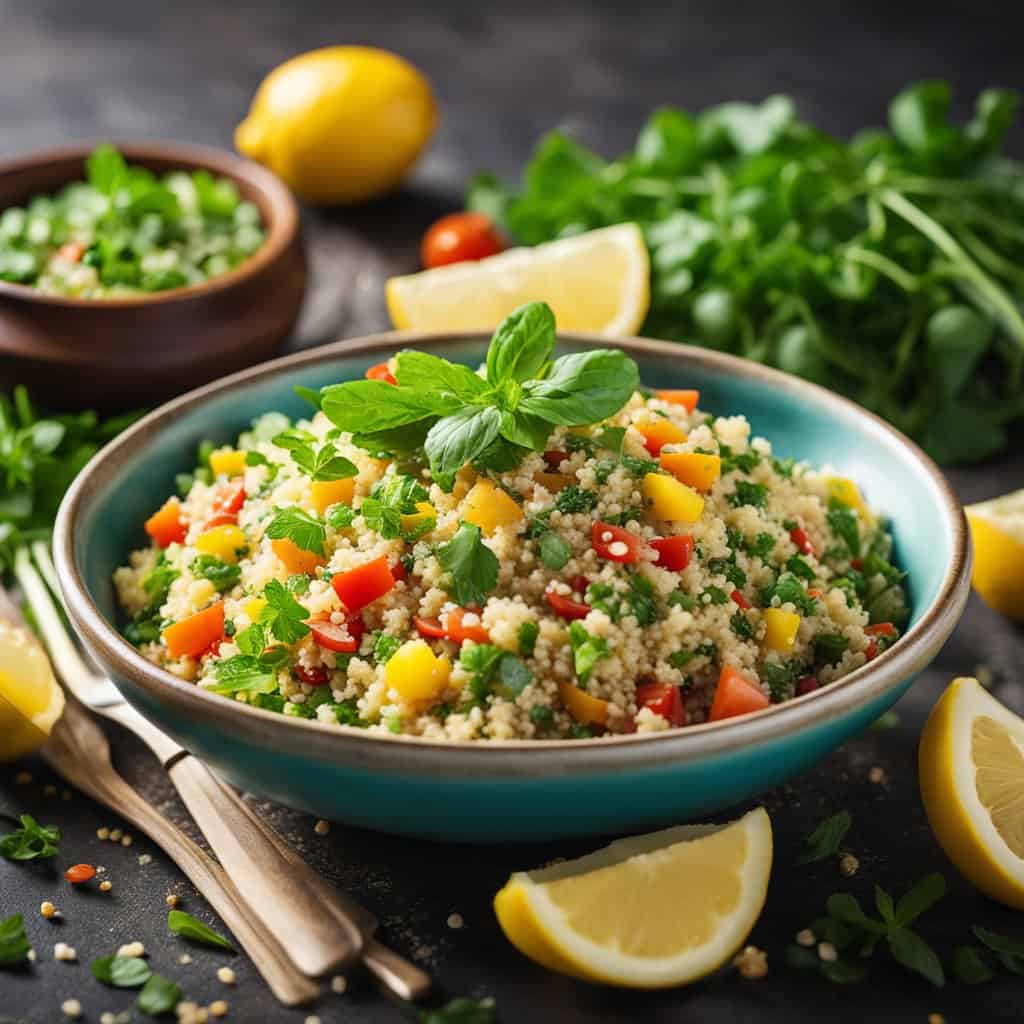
[
  {"x1": 920, "y1": 677, "x2": 1024, "y2": 908},
  {"x1": 493, "y1": 807, "x2": 772, "y2": 988},
  {"x1": 0, "y1": 621, "x2": 64, "y2": 762},
  {"x1": 965, "y1": 490, "x2": 1024, "y2": 621},
  {"x1": 386, "y1": 223, "x2": 650, "y2": 336}
]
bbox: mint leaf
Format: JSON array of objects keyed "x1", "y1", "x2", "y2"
[
  {"x1": 295, "y1": 442, "x2": 358, "y2": 482},
  {"x1": 420, "y1": 996, "x2": 497, "y2": 1024},
  {"x1": 137, "y1": 973, "x2": 183, "y2": 1015},
  {"x1": 952, "y1": 945, "x2": 993, "y2": 984},
  {"x1": 92, "y1": 954, "x2": 153, "y2": 987},
  {"x1": 265, "y1": 506, "x2": 325, "y2": 555},
  {"x1": 887, "y1": 927, "x2": 945, "y2": 987},
  {"x1": 798, "y1": 810, "x2": 852, "y2": 864},
  {"x1": 972, "y1": 926, "x2": 1024, "y2": 958},
  {"x1": 519, "y1": 349, "x2": 639, "y2": 425},
  {"x1": 396, "y1": 350, "x2": 489, "y2": 401},
  {"x1": 167, "y1": 909, "x2": 234, "y2": 951},
  {"x1": 438, "y1": 522, "x2": 499, "y2": 607},
  {"x1": 0, "y1": 913, "x2": 30, "y2": 965},
  {"x1": 894, "y1": 873, "x2": 945, "y2": 926},
  {"x1": 425, "y1": 406, "x2": 502, "y2": 490},
  {"x1": 0, "y1": 814, "x2": 60, "y2": 862},
  {"x1": 485, "y1": 301, "x2": 556, "y2": 384}
]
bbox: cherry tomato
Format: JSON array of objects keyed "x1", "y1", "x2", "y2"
[
  {"x1": 591, "y1": 522, "x2": 644, "y2": 564},
  {"x1": 421, "y1": 212, "x2": 505, "y2": 269},
  {"x1": 649, "y1": 535, "x2": 693, "y2": 571},
  {"x1": 331, "y1": 557, "x2": 395, "y2": 611},
  {"x1": 293, "y1": 665, "x2": 331, "y2": 686},
  {"x1": 390, "y1": 559, "x2": 408, "y2": 583},
  {"x1": 65, "y1": 863, "x2": 96, "y2": 884},
  {"x1": 708, "y1": 666, "x2": 769, "y2": 722},
  {"x1": 446, "y1": 608, "x2": 490, "y2": 644},
  {"x1": 731, "y1": 589, "x2": 750, "y2": 610},
  {"x1": 865, "y1": 622, "x2": 896, "y2": 637},
  {"x1": 546, "y1": 591, "x2": 590, "y2": 620},
  {"x1": 308, "y1": 614, "x2": 365, "y2": 653},
  {"x1": 789, "y1": 526, "x2": 815, "y2": 557},
  {"x1": 213, "y1": 481, "x2": 246, "y2": 516},
  {"x1": 635, "y1": 681, "x2": 686, "y2": 727},
  {"x1": 570, "y1": 576, "x2": 590, "y2": 596},
  {"x1": 366, "y1": 362, "x2": 397, "y2": 386}
]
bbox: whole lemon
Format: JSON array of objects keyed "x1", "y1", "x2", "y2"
[{"x1": 236, "y1": 46, "x2": 437, "y2": 204}]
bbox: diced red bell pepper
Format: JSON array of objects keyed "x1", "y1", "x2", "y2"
[
  {"x1": 865, "y1": 639, "x2": 879, "y2": 661},
  {"x1": 308, "y1": 613, "x2": 365, "y2": 653},
  {"x1": 446, "y1": 608, "x2": 490, "y2": 644},
  {"x1": 650, "y1": 534, "x2": 693, "y2": 571},
  {"x1": 366, "y1": 361, "x2": 397, "y2": 385},
  {"x1": 708, "y1": 665, "x2": 770, "y2": 722},
  {"x1": 543, "y1": 450, "x2": 569, "y2": 470},
  {"x1": 797, "y1": 675, "x2": 819, "y2": 695},
  {"x1": 546, "y1": 590, "x2": 590, "y2": 620},
  {"x1": 145, "y1": 497, "x2": 187, "y2": 548},
  {"x1": 635, "y1": 681, "x2": 686, "y2": 727},
  {"x1": 570, "y1": 575, "x2": 590, "y2": 596},
  {"x1": 865, "y1": 622, "x2": 896, "y2": 637},
  {"x1": 294, "y1": 664, "x2": 331, "y2": 686},
  {"x1": 331, "y1": 556, "x2": 395, "y2": 611},
  {"x1": 204, "y1": 512, "x2": 239, "y2": 530},
  {"x1": 731, "y1": 589, "x2": 750, "y2": 610},
  {"x1": 213, "y1": 481, "x2": 246, "y2": 516},
  {"x1": 789, "y1": 526, "x2": 815, "y2": 556},
  {"x1": 413, "y1": 616, "x2": 447, "y2": 639},
  {"x1": 591, "y1": 522, "x2": 644, "y2": 564}
]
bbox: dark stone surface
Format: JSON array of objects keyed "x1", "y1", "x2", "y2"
[{"x1": 2, "y1": 1, "x2": 1024, "y2": 1021}]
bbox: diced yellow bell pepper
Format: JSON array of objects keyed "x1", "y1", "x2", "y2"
[
  {"x1": 209, "y1": 448, "x2": 247, "y2": 477},
  {"x1": 243, "y1": 597, "x2": 267, "y2": 622},
  {"x1": 659, "y1": 452, "x2": 721, "y2": 493},
  {"x1": 826, "y1": 476, "x2": 875, "y2": 526},
  {"x1": 557, "y1": 679, "x2": 610, "y2": 726},
  {"x1": 195, "y1": 524, "x2": 248, "y2": 564},
  {"x1": 311, "y1": 478, "x2": 356, "y2": 516},
  {"x1": 270, "y1": 537, "x2": 325, "y2": 575},
  {"x1": 399, "y1": 501, "x2": 436, "y2": 536},
  {"x1": 642, "y1": 473, "x2": 705, "y2": 522},
  {"x1": 463, "y1": 479, "x2": 523, "y2": 535},
  {"x1": 385, "y1": 640, "x2": 452, "y2": 702},
  {"x1": 763, "y1": 608, "x2": 801, "y2": 653}
]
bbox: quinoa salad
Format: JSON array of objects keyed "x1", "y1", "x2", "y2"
[{"x1": 115, "y1": 302, "x2": 909, "y2": 742}]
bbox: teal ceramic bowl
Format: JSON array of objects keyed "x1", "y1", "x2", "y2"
[{"x1": 54, "y1": 332, "x2": 970, "y2": 842}]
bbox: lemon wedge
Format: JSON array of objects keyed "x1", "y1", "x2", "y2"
[
  {"x1": 0, "y1": 620, "x2": 64, "y2": 762},
  {"x1": 965, "y1": 490, "x2": 1024, "y2": 621},
  {"x1": 920, "y1": 677, "x2": 1024, "y2": 909},
  {"x1": 493, "y1": 807, "x2": 771, "y2": 988},
  {"x1": 386, "y1": 223, "x2": 650, "y2": 336}
]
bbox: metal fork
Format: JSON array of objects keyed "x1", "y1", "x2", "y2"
[{"x1": 15, "y1": 543, "x2": 431, "y2": 1001}]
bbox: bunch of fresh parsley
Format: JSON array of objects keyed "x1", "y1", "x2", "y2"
[
  {"x1": 469, "y1": 82, "x2": 1024, "y2": 464},
  {"x1": 319, "y1": 302, "x2": 639, "y2": 489}
]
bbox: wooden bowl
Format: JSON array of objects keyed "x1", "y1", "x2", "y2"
[{"x1": 0, "y1": 140, "x2": 307, "y2": 410}]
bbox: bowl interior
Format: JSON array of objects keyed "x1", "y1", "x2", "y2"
[{"x1": 75, "y1": 337, "x2": 954, "y2": 648}]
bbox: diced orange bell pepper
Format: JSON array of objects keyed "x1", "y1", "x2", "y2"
[
  {"x1": 271, "y1": 537, "x2": 325, "y2": 575},
  {"x1": 311, "y1": 478, "x2": 356, "y2": 516},
  {"x1": 162, "y1": 602, "x2": 225, "y2": 659},
  {"x1": 636, "y1": 420, "x2": 688, "y2": 456},
  {"x1": 659, "y1": 452, "x2": 721, "y2": 493},
  {"x1": 534, "y1": 471, "x2": 572, "y2": 493},
  {"x1": 654, "y1": 389, "x2": 700, "y2": 413},
  {"x1": 331, "y1": 556, "x2": 395, "y2": 611},
  {"x1": 145, "y1": 497, "x2": 187, "y2": 548},
  {"x1": 708, "y1": 665, "x2": 770, "y2": 722}
]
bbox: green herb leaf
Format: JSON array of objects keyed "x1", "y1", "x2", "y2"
[
  {"x1": 189, "y1": 554, "x2": 241, "y2": 593},
  {"x1": 0, "y1": 814, "x2": 60, "y2": 862},
  {"x1": 167, "y1": 909, "x2": 234, "y2": 951},
  {"x1": 519, "y1": 349, "x2": 640, "y2": 425},
  {"x1": 799, "y1": 810, "x2": 852, "y2": 864},
  {"x1": 568, "y1": 621, "x2": 608, "y2": 683},
  {"x1": 518, "y1": 620, "x2": 539, "y2": 656},
  {"x1": 438, "y1": 522, "x2": 499, "y2": 607},
  {"x1": 137, "y1": 973, "x2": 184, "y2": 1015},
  {"x1": 425, "y1": 406, "x2": 502, "y2": 490},
  {"x1": 887, "y1": 926, "x2": 945, "y2": 987},
  {"x1": 396, "y1": 350, "x2": 490, "y2": 401},
  {"x1": 320, "y1": 380, "x2": 452, "y2": 435},
  {"x1": 265, "y1": 506, "x2": 325, "y2": 555},
  {"x1": 538, "y1": 531, "x2": 571, "y2": 569},
  {"x1": 257, "y1": 579, "x2": 311, "y2": 645},
  {"x1": 92, "y1": 954, "x2": 153, "y2": 988},
  {"x1": 0, "y1": 913, "x2": 30, "y2": 965},
  {"x1": 894, "y1": 873, "x2": 945, "y2": 926},
  {"x1": 951, "y1": 945, "x2": 994, "y2": 985},
  {"x1": 972, "y1": 926, "x2": 1024, "y2": 958},
  {"x1": 420, "y1": 996, "x2": 498, "y2": 1024}
]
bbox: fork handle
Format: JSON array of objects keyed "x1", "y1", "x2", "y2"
[
  {"x1": 41, "y1": 746, "x2": 320, "y2": 1006},
  {"x1": 168, "y1": 754, "x2": 364, "y2": 977}
]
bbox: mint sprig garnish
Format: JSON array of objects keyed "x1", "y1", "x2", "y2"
[{"x1": 319, "y1": 301, "x2": 639, "y2": 490}]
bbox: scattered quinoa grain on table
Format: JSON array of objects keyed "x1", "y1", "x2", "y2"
[
  {"x1": 795, "y1": 928, "x2": 816, "y2": 947},
  {"x1": 167, "y1": 893, "x2": 180, "y2": 908},
  {"x1": 208, "y1": 1000, "x2": 229, "y2": 1017},
  {"x1": 313, "y1": 818, "x2": 330, "y2": 835},
  {"x1": 446, "y1": 913, "x2": 464, "y2": 929},
  {"x1": 330, "y1": 975, "x2": 347, "y2": 994},
  {"x1": 732, "y1": 945, "x2": 768, "y2": 978},
  {"x1": 54, "y1": 941, "x2": 77, "y2": 962},
  {"x1": 61, "y1": 998, "x2": 83, "y2": 1019},
  {"x1": 40, "y1": 900, "x2": 56, "y2": 918},
  {"x1": 99, "y1": 879, "x2": 113, "y2": 892},
  {"x1": 216, "y1": 966, "x2": 236, "y2": 985},
  {"x1": 817, "y1": 941, "x2": 838, "y2": 962},
  {"x1": 116, "y1": 940, "x2": 145, "y2": 958},
  {"x1": 838, "y1": 852, "x2": 859, "y2": 876},
  {"x1": 115, "y1": 303, "x2": 909, "y2": 741},
  {"x1": 96, "y1": 827, "x2": 110, "y2": 840}
]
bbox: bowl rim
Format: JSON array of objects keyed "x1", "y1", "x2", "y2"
[
  {"x1": 0, "y1": 138, "x2": 298, "y2": 309},
  {"x1": 54, "y1": 330, "x2": 971, "y2": 776}
]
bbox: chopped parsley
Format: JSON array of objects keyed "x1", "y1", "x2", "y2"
[
  {"x1": 730, "y1": 611, "x2": 754, "y2": 639},
  {"x1": 189, "y1": 554, "x2": 242, "y2": 593},
  {"x1": 554, "y1": 485, "x2": 598, "y2": 514},
  {"x1": 537, "y1": 531, "x2": 571, "y2": 569},
  {"x1": 814, "y1": 633, "x2": 849, "y2": 665},
  {"x1": 518, "y1": 620, "x2": 539, "y2": 656},
  {"x1": 701, "y1": 585, "x2": 730, "y2": 605},
  {"x1": 0, "y1": 814, "x2": 60, "y2": 862},
  {"x1": 786, "y1": 553, "x2": 816, "y2": 581},
  {"x1": 372, "y1": 632, "x2": 402, "y2": 664},
  {"x1": 728, "y1": 480, "x2": 769, "y2": 508},
  {"x1": 360, "y1": 473, "x2": 432, "y2": 540},
  {"x1": 568, "y1": 621, "x2": 608, "y2": 683},
  {"x1": 667, "y1": 589, "x2": 697, "y2": 611},
  {"x1": 826, "y1": 498, "x2": 860, "y2": 557},
  {"x1": 257, "y1": 579, "x2": 311, "y2": 644},
  {"x1": 326, "y1": 503, "x2": 356, "y2": 529},
  {"x1": 744, "y1": 532, "x2": 776, "y2": 559},
  {"x1": 265, "y1": 505, "x2": 325, "y2": 554}
]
